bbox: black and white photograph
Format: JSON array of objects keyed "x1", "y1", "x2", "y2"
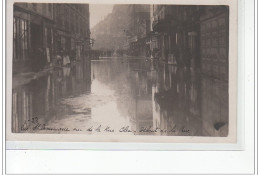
[
  {"x1": 8, "y1": 2, "x2": 237, "y2": 142},
  {"x1": 6, "y1": 0, "x2": 259, "y2": 174}
]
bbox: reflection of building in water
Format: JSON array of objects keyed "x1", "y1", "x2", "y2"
[
  {"x1": 91, "y1": 60, "x2": 155, "y2": 134},
  {"x1": 12, "y1": 57, "x2": 228, "y2": 136},
  {"x1": 90, "y1": 59, "x2": 226, "y2": 137},
  {"x1": 153, "y1": 64, "x2": 203, "y2": 136},
  {"x1": 12, "y1": 62, "x2": 91, "y2": 132},
  {"x1": 134, "y1": 71, "x2": 153, "y2": 135},
  {"x1": 12, "y1": 74, "x2": 55, "y2": 132},
  {"x1": 153, "y1": 61, "x2": 228, "y2": 136},
  {"x1": 12, "y1": 89, "x2": 33, "y2": 133},
  {"x1": 71, "y1": 62, "x2": 92, "y2": 95}
]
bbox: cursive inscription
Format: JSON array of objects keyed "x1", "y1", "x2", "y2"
[{"x1": 20, "y1": 118, "x2": 190, "y2": 135}]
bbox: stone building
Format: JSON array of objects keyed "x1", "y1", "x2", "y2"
[
  {"x1": 13, "y1": 3, "x2": 90, "y2": 74},
  {"x1": 151, "y1": 5, "x2": 229, "y2": 136},
  {"x1": 199, "y1": 6, "x2": 229, "y2": 136},
  {"x1": 54, "y1": 4, "x2": 90, "y2": 61},
  {"x1": 151, "y1": 5, "x2": 201, "y2": 65},
  {"x1": 150, "y1": 5, "x2": 229, "y2": 75},
  {"x1": 91, "y1": 5, "x2": 131, "y2": 57},
  {"x1": 199, "y1": 6, "x2": 229, "y2": 81},
  {"x1": 126, "y1": 5, "x2": 151, "y2": 57}
]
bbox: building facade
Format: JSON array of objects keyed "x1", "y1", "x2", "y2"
[
  {"x1": 91, "y1": 5, "x2": 132, "y2": 57},
  {"x1": 13, "y1": 3, "x2": 90, "y2": 74},
  {"x1": 151, "y1": 5, "x2": 229, "y2": 76},
  {"x1": 151, "y1": 5, "x2": 201, "y2": 65},
  {"x1": 199, "y1": 6, "x2": 229, "y2": 81},
  {"x1": 54, "y1": 4, "x2": 90, "y2": 61},
  {"x1": 151, "y1": 5, "x2": 229, "y2": 136},
  {"x1": 126, "y1": 5, "x2": 150, "y2": 57}
]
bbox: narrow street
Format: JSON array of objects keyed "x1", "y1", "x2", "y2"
[
  {"x1": 11, "y1": 4, "x2": 229, "y2": 137},
  {"x1": 12, "y1": 57, "x2": 228, "y2": 136}
]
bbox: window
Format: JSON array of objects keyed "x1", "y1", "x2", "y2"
[{"x1": 13, "y1": 17, "x2": 29, "y2": 61}]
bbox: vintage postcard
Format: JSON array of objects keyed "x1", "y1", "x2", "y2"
[{"x1": 6, "y1": 0, "x2": 238, "y2": 143}]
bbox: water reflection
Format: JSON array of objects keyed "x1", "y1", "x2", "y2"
[{"x1": 12, "y1": 58, "x2": 228, "y2": 136}]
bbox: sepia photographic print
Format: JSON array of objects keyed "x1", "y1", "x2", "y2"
[{"x1": 6, "y1": 0, "x2": 238, "y2": 143}]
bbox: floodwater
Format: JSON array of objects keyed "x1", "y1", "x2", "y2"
[{"x1": 12, "y1": 58, "x2": 228, "y2": 136}]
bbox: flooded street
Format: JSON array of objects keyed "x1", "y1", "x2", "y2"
[{"x1": 12, "y1": 58, "x2": 228, "y2": 136}]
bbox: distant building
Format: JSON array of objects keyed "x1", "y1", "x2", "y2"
[
  {"x1": 91, "y1": 5, "x2": 132, "y2": 57},
  {"x1": 90, "y1": 4, "x2": 150, "y2": 58},
  {"x1": 126, "y1": 5, "x2": 150, "y2": 57},
  {"x1": 13, "y1": 3, "x2": 90, "y2": 74}
]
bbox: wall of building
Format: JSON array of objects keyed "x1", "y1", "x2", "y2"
[
  {"x1": 53, "y1": 4, "x2": 90, "y2": 61},
  {"x1": 199, "y1": 6, "x2": 229, "y2": 136},
  {"x1": 13, "y1": 3, "x2": 91, "y2": 74},
  {"x1": 15, "y1": 3, "x2": 54, "y2": 20},
  {"x1": 150, "y1": 5, "x2": 229, "y2": 136},
  {"x1": 151, "y1": 5, "x2": 200, "y2": 63},
  {"x1": 127, "y1": 5, "x2": 150, "y2": 57},
  {"x1": 200, "y1": 6, "x2": 229, "y2": 81},
  {"x1": 91, "y1": 5, "x2": 131, "y2": 55}
]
